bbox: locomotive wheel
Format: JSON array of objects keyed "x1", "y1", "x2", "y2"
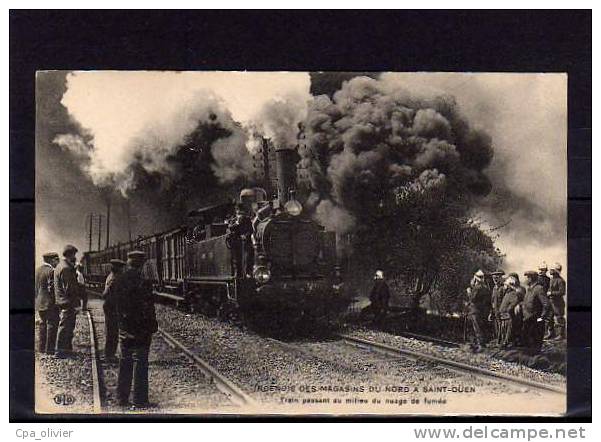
[
  {"x1": 217, "y1": 301, "x2": 240, "y2": 323},
  {"x1": 243, "y1": 306, "x2": 303, "y2": 338},
  {"x1": 198, "y1": 299, "x2": 218, "y2": 317}
]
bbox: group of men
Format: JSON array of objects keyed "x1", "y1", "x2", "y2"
[
  {"x1": 35, "y1": 246, "x2": 158, "y2": 409},
  {"x1": 35, "y1": 245, "x2": 87, "y2": 359},
  {"x1": 466, "y1": 262, "x2": 566, "y2": 354}
]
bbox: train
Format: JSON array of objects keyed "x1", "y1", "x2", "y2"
[{"x1": 81, "y1": 148, "x2": 351, "y2": 333}]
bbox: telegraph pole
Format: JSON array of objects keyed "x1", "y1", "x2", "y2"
[
  {"x1": 105, "y1": 196, "x2": 111, "y2": 248},
  {"x1": 126, "y1": 199, "x2": 132, "y2": 241},
  {"x1": 97, "y1": 214, "x2": 102, "y2": 251},
  {"x1": 88, "y1": 214, "x2": 93, "y2": 251}
]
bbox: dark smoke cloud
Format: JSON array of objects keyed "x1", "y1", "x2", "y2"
[
  {"x1": 116, "y1": 109, "x2": 254, "y2": 231},
  {"x1": 309, "y1": 72, "x2": 380, "y2": 96},
  {"x1": 300, "y1": 76, "x2": 494, "y2": 234},
  {"x1": 379, "y1": 73, "x2": 567, "y2": 271}
]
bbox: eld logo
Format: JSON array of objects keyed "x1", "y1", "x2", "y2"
[{"x1": 53, "y1": 393, "x2": 75, "y2": 406}]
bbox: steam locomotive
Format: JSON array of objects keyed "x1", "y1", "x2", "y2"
[{"x1": 82, "y1": 148, "x2": 350, "y2": 332}]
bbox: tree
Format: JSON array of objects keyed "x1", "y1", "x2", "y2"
[{"x1": 346, "y1": 174, "x2": 503, "y2": 314}]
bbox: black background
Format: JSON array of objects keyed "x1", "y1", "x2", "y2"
[{"x1": 9, "y1": 10, "x2": 591, "y2": 421}]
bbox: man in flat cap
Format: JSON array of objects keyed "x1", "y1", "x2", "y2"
[
  {"x1": 35, "y1": 252, "x2": 60, "y2": 355},
  {"x1": 103, "y1": 259, "x2": 126, "y2": 362},
  {"x1": 75, "y1": 263, "x2": 88, "y2": 311},
  {"x1": 227, "y1": 202, "x2": 254, "y2": 278},
  {"x1": 488, "y1": 270, "x2": 506, "y2": 346},
  {"x1": 548, "y1": 263, "x2": 566, "y2": 340},
  {"x1": 54, "y1": 244, "x2": 85, "y2": 358},
  {"x1": 465, "y1": 269, "x2": 491, "y2": 352},
  {"x1": 522, "y1": 270, "x2": 552, "y2": 354},
  {"x1": 113, "y1": 250, "x2": 158, "y2": 408}
]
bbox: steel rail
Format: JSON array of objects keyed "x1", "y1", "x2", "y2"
[
  {"x1": 337, "y1": 334, "x2": 566, "y2": 395},
  {"x1": 398, "y1": 331, "x2": 461, "y2": 348},
  {"x1": 157, "y1": 328, "x2": 257, "y2": 408},
  {"x1": 86, "y1": 310, "x2": 104, "y2": 413}
]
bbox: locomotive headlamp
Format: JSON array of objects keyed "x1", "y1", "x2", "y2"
[
  {"x1": 284, "y1": 199, "x2": 303, "y2": 216},
  {"x1": 284, "y1": 189, "x2": 303, "y2": 216},
  {"x1": 253, "y1": 266, "x2": 271, "y2": 284}
]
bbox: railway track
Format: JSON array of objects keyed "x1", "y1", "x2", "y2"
[
  {"x1": 87, "y1": 298, "x2": 253, "y2": 411},
  {"x1": 337, "y1": 334, "x2": 566, "y2": 395},
  {"x1": 397, "y1": 331, "x2": 461, "y2": 348},
  {"x1": 86, "y1": 309, "x2": 105, "y2": 413},
  {"x1": 157, "y1": 328, "x2": 257, "y2": 408}
]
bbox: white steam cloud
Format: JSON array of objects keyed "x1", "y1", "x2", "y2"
[{"x1": 57, "y1": 71, "x2": 311, "y2": 192}]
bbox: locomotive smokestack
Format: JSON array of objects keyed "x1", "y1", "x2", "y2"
[{"x1": 275, "y1": 148, "x2": 299, "y2": 204}]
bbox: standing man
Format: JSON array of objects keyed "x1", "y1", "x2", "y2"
[
  {"x1": 537, "y1": 262, "x2": 551, "y2": 293},
  {"x1": 75, "y1": 263, "x2": 88, "y2": 311},
  {"x1": 227, "y1": 203, "x2": 254, "y2": 278},
  {"x1": 489, "y1": 270, "x2": 505, "y2": 345},
  {"x1": 369, "y1": 270, "x2": 390, "y2": 325},
  {"x1": 54, "y1": 245, "x2": 84, "y2": 358},
  {"x1": 537, "y1": 262, "x2": 553, "y2": 339},
  {"x1": 496, "y1": 273, "x2": 523, "y2": 348},
  {"x1": 466, "y1": 270, "x2": 491, "y2": 353},
  {"x1": 103, "y1": 259, "x2": 126, "y2": 362},
  {"x1": 113, "y1": 251, "x2": 158, "y2": 409},
  {"x1": 35, "y1": 252, "x2": 60, "y2": 355},
  {"x1": 548, "y1": 263, "x2": 566, "y2": 341},
  {"x1": 522, "y1": 271, "x2": 552, "y2": 355}
]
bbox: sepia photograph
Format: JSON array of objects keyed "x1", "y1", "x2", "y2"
[{"x1": 33, "y1": 70, "x2": 568, "y2": 415}]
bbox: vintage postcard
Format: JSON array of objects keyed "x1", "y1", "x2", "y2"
[{"x1": 35, "y1": 71, "x2": 567, "y2": 415}]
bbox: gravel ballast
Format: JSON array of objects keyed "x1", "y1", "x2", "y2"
[
  {"x1": 347, "y1": 327, "x2": 567, "y2": 388},
  {"x1": 88, "y1": 298, "x2": 233, "y2": 414},
  {"x1": 155, "y1": 305, "x2": 566, "y2": 415},
  {"x1": 35, "y1": 310, "x2": 94, "y2": 414}
]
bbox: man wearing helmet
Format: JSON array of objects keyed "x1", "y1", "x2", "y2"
[
  {"x1": 488, "y1": 270, "x2": 506, "y2": 346},
  {"x1": 548, "y1": 263, "x2": 566, "y2": 340},
  {"x1": 537, "y1": 262, "x2": 554, "y2": 340},
  {"x1": 466, "y1": 269, "x2": 491, "y2": 353},
  {"x1": 497, "y1": 273, "x2": 524, "y2": 348},
  {"x1": 537, "y1": 262, "x2": 551, "y2": 293},
  {"x1": 368, "y1": 270, "x2": 390, "y2": 325}
]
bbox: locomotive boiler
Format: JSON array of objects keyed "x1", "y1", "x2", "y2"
[{"x1": 82, "y1": 146, "x2": 350, "y2": 334}]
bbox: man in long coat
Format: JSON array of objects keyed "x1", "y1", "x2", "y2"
[
  {"x1": 522, "y1": 270, "x2": 552, "y2": 354},
  {"x1": 54, "y1": 245, "x2": 84, "y2": 358},
  {"x1": 369, "y1": 270, "x2": 391, "y2": 325},
  {"x1": 489, "y1": 270, "x2": 505, "y2": 345},
  {"x1": 496, "y1": 273, "x2": 524, "y2": 348},
  {"x1": 113, "y1": 251, "x2": 158, "y2": 408},
  {"x1": 103, "y1": 259, "x2": 126, "y2": 362},
  {"x1": 466, "y1": 269, "x2": 491, "y2": 352},
  {"x1": 35, "y1": 252, "x2": 60, "y2": 354},
  {"x1": 548, "y1": 263, "x2": 566, "y2": 340}
]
